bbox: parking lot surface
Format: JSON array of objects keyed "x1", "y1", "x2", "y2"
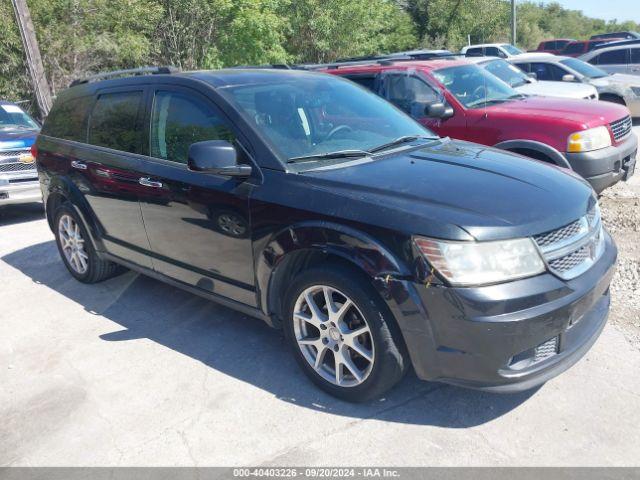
[{"x1": 2, "y1": 149, "x2": 640, "y2": 467}]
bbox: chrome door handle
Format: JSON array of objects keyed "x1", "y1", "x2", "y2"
[
  {"x1": 71, "y1": 160, "x2": 87, "y2": 170},
  {"x1": 139, "y1": 177, "x2": 163, "y2": 188}
]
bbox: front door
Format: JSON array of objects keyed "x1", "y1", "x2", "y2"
[{"x1": 137, "y1": 87, "x2": 256, "y2": 306}]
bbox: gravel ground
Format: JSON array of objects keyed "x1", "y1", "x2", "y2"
[{"x1": 600, "y1": 168, "x2": 640, "y2": 348}]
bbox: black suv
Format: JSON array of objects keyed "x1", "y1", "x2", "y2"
[{"x1": 35, "y1": 67, "x2": 617, "y2": 401}]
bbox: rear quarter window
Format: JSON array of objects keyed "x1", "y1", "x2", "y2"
[
  {"x1": 41, "y1": 96, "x2": 92, "y2": 142},
  {"x1": 88, "y1": 91, "x2": 143, "y2": 154}
]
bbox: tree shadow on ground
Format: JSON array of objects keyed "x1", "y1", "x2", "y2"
[{"x1": 2, "y1": 240, "x2": 539, "y2": 428}]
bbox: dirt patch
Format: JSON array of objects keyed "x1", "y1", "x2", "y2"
[{"x1": 600, "y1": 178, "x2": 640, "y2": 348}]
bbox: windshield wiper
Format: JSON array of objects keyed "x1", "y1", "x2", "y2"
[
  {"x1": 369, "y1": 134, "x2": 439, "y2": 154},
  {"x1": 287, "y1": 149, "x2": 371, "y2": 164}
]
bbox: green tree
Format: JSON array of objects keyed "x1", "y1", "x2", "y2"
[{"x1": 0, "y1": 1, "x2": 34, "y2": 108}]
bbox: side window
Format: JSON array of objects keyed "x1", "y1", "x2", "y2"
[
  {"x1": 88, "y1": 91, "x2": 143, "y2": 154},
  {"x1": 466, "y1": 47, "x2": 483, "y2": 57},
  {"x1": 530, "y1": 63, "x2": 553, "y2": 80},
  {"x1": 383, "y1": 75, "x2": 440, "y2": 118},
  {"x1": 513, "y1": 62, "x2": 530, "y2": 73},
  {"x1": 595, "y1": 49, "x2": 628, "y2": 65},
  {"x1": 42, "y1": 96, "x2": 92, "y2": 142},
  {"x1": 150, "y1": 91, "x2": 235, "y2": 164},
  {"x1": 631, "y1": 48, "x2": 640, "y2": 64},
  {"x1": 565, "y1": 42, "x2": 584, "y2": 54},
  {"x1": 345, "y1": 76, "x2": 376, "y2": 92},
  {"x1": 485, "y1": 47, "x2": 504, "y2": 57}
]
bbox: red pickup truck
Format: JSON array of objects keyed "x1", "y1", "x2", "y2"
[{"x1": 323, "y1": 59, "x2": 637, "y2": 193}]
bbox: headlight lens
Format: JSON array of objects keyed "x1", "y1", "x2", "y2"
[
  {"x1": 567, "y1": 126, "x2": 612, "y2": 153},
  {"x1": 414, "y1": 237, "x2": 545, "y2": 286}
]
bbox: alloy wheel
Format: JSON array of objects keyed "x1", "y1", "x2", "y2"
[
  {"x1": 292, "y1": 285, "x2": 375, "y2": 387},
  {"x1": 58, "y1": 214, "x2": 89, "y2": 275}
]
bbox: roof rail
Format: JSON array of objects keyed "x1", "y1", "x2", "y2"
[
  {"x1": 592, "y1": 38, "x2": 640, "y2": 50},
  {"x1": 69, "y1": 66, "x2": 180, "y2": 87},
  {"x1": 228, "y1": 64, "x2": 293, "y2": 70}
]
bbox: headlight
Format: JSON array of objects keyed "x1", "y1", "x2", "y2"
[
  {"x1": 414, "y1": 237, "x2": 545, "y2": 286},
  {"x1": 567, "y1": 126, "x2": 611, "y2": 153},
  {"x1": 630, "y1": 86, "x2": 640, "y2": 97}
]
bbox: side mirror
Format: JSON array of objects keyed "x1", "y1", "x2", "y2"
[
  {"x1": 527, "y1": 72, "x2": 538, "y2": 81},
  {"x1": 187, "y1": 140, "x2": 252, "y2": 177},
  {"x1": 425, "y1": 102, "x2": 454, "y2": 119},
  {"x1": 562, "y1": 74, "x2": 576, "y2": 82}
]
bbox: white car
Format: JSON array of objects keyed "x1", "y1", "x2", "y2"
[
  {"x1": 467, "y1": 57, "x2": 598, "y2": 100},
  {"x1": 460, "y1": 43, "x2": 540, "y2": 58},
  {"x1": 510, "y1": 53, "x2": 640, "y2": 117}
]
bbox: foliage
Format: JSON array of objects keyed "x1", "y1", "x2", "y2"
[{"x1": 4, "y1": 0, "x2": 640, "y2": 116}]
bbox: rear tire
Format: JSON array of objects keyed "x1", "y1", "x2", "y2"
[
  {"x1": 283, "y1": 264, "x2": 407, "y2": 402},
  {"x1": 54, "y1": 202, "x2": 124, "y2": 283}
]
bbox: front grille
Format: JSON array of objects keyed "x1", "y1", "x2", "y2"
[
  {"x1": 534, "y1": 337, "x2": 559, "y2": 363},
  {"x1": 0, "y1": 162, "x2": 36, "y2": 173},
  {"x1": 610, "y1": 115, "x2": 632, "y2": 141},
  {"x1": 534, "y1": 219, "x2": 586, "y2": 249},
  {"x1": 533, "y1": 204, "x2": 604, "y2": 280},
  {"x1": 0, "y1": 149, "x2": 30, "y2": 159}
]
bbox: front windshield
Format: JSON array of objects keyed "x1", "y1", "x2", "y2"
[
  {"x1": 221, "y1": 75, "x2": 434, "y2": 162},
  {"x1": 560, "y1": 58, "x2": 609, "y2": 79},
  {"x1": 483, "y1": 59, "x2": 529, "y2": 87},
  {"x1": 502, "y1": 44, "x2": 523, "y2": 55},
  {"x1": 432, "y1": 64, "x2": 522, "y2": 108},
  {"x1": 0, "y1": 104, "x2": 39, "y2": 131}
]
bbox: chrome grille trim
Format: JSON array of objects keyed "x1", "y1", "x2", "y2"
[
  {"x1": 0, "y1": 149, "x2": 31, "y2": 160},
  {"x1": 0, "y1": 162, "x2": 36, "y2": 173},
  {"x1": 533, "y1": 204, "x2": 604, "y2": 280},
  {"x1": 610, "y1": 115, "x2": 632, "y2": 142}
]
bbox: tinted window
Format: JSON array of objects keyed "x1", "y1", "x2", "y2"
[
  {"x1": 466, "y1": 47, "x2": 483, "y2": 57},
  {"x1": 41, "y1": 96, "x2": 91, "y2": 141},
  {"x1": 556, "y1": 40, "x2": 571, "y2": 49},
  {"x1": 543, "y1": 41, "x2": 556, "y2": 50},
  {"x1": 88, "y1": 92, "x2": 143, "y2": 153},
  {"x1": 485, "y1": 47, "x2": 504, "y2": 57},
  {"x1": 345, "y1": 76, "x2": 376, "y2": 91},
  {"x1": 150, "y1": 91, "x2": 235, "y2": 164},
  {"x1": 631, "y1": 47, "x2": 640, "y2": 63},
  {"x1": 594, "y1": 49, "x2": 628, "y2": 65},
  {"x1": 529, "y1": 63, "x2": 563, "y2": 81},
  {"x1": 563, "y1": 42, "x2": 585, "y2": 54}
]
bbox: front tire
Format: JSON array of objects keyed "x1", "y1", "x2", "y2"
[
  {"x1": 54, "y1": 202, "x2": 123, "y2": 283},
  {"x1": 283, "y1": 264, "x2": 407, "y2": 402}
]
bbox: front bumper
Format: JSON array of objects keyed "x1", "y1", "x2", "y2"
[
  {"x1": 387, "y1": 232, "x2": 617, "y2": 393},
  {"x1": 565, "y1": 133, "x2": 637, "y2": 193},
  {"x1": 0, "y1": 178, "x2": 42, "y2": 206}
]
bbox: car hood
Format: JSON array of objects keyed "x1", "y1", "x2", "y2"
[
  {"x1": 0, "y1": 129, "x2": 38, "y2": 150},
  {"x1": 299, "y1": 138, "x2": 594, "y2": 242},
  {"x1": 484, "y1": 95, "x2": 627, "y2": 126},
  {"x1": 515, "y1": 81, "x2": 596, "y2": 99}
]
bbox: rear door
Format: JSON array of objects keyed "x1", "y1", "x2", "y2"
[
  {"x1": 590, "y1": 49, "x2": 629, "y2": 74},
  {"x1": 136, "y1": 85, "x2": 257, "y2": 306},
  {"x1": 630, "y1": 47, "x2": 640, "y2": 75},
  {"x1": 78, "y1": 87, "x2": 154, "y2": 268}
]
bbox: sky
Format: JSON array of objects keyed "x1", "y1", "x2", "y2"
[{"x1": 541, "y1": 0, "x2": 640, "y2": 24}]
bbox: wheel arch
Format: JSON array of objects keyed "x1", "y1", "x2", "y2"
[
  {"x1": 257, "y1": 221, "x2": 411, "y2": 328},
  {"x1": 495, "y1": 139, "x2": 572, "y2": 169}
]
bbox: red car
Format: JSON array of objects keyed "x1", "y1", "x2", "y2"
[
  {"x1": 561, "y1": 39, "x2": 624, "y2": 57},
  {"x1": 533, "y1": 39, "x2": 575, "y2": 54},
  {"x1": 322, "y1": 58, "x2": 637, "y2": 193}
]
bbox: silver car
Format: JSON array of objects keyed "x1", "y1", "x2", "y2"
[
  {"x1": 579, "y1": 44, "x2": 640, "y2": 76},
  {"x1": 0, "y1": 102, "x2": 41, "y2": 206},
  {"x1": 510, "y1": 53, "x2": 640, "y2": 117},
  {"x1": 467, "y1": 56, "x2": 598, "y2": 100}
]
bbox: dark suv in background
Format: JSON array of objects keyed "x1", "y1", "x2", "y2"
[{"x1": 35, "y1": 67, "x2": 616, "y2": 401}]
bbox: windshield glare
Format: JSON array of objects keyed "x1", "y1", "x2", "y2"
[
  {"x1": 560, "y1": 58, "x2": 608, "y2": 79},
  {"x1": 433, "y1": 64, "x2": 521, "y2": 108},
  {"x1": 483, "y1": 59, "x2": 529, "y2": 87},
  {"x1": 222, "y1": 75, "x2": 434, "y2": 163},
  {"x1": 502, "y1": 44, "x2": 523, "y2": 55},
  {"x1": 0, "y1": 104, "x2": 39, "y2": 131}
]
